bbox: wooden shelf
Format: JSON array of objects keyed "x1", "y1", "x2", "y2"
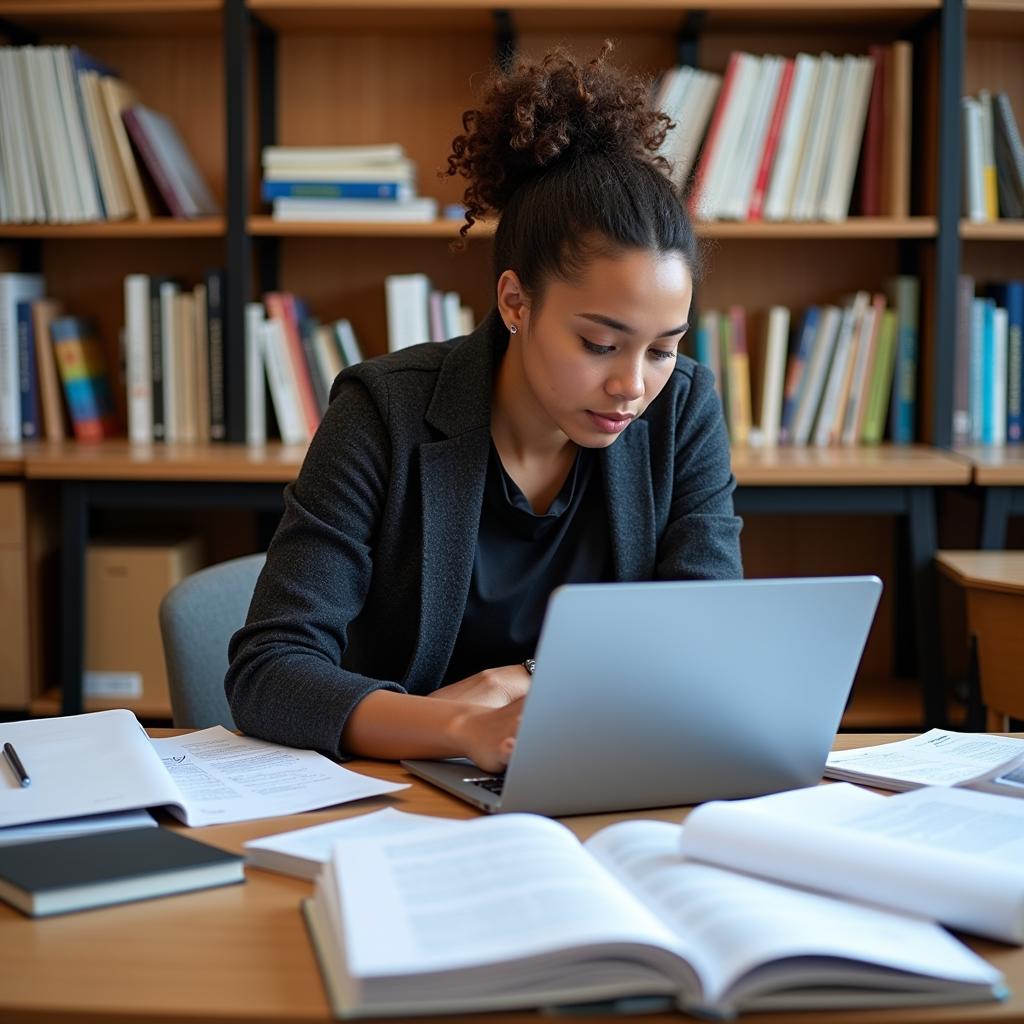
[
  {"x1": 961, "y1": 220, "x2": 1024, "y2": 240},
  {"x1": 0, "y1": 0, "x2": 222, "y2": 33},
  {"x1": 730, "y1": 443, "x2": 972, "y2": 486},
  {"x1": 0, "y1": 218, "x2": 225, "y2": 240},
  {"x1": 954, "y1": 444, "x2": 1024, "y2": 485},
  {"x1": 249, "y1": 215, "x2": 936, "y2": 240},
  {"x1": 249, "y1": 215, "x2": 484, "y2": 238},
  {"x1": 249, "y1": 0, "x2": 940, "y2": 32},
  {"x1": 21, "y1": 441, "x2": 306, "y2": 483}
]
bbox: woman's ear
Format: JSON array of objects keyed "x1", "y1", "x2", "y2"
[{"x1": 496, "y1": 270, "x2": 529, "y2": 335}]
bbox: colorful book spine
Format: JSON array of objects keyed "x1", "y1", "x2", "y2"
[
  {"x1": 861, "y1": 309, "x2": 898, "y2": 444},
  {"x1": 260, "y1": 180, "x2": 408, "y2": 201},
  {"x1": 778, "y1": 306, "x2": 819, "y2": 444},
  {"x1": 887, "y1": 276, "x2": 919, "y2": 444},
  {"x1": 50, "y1": 316, "x2": 117, "y2": 442},
  {"x1": 989, "y1": 282, "x2": 1023, "y2": 443}
]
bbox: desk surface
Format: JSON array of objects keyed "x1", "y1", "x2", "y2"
[
  {"x1": 0, "y1": 734, "x2": 1021, "y2": 1024},
  {"x1": 955, "y1": 446, "x2": 1024, "y2": 486},
  {"x1": 936, "y1": 550, "x2": 1024, "y2": 595},
  {"x1": 2, "y1": 441, "x2": 974, "y2": 487}
]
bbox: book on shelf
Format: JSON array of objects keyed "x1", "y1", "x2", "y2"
[
  {"x1": 264, "y1": 292, "x2": 321, "y2": 438},
  {"x1": 883, "y1": 41, "x2": 913, "y2": 219},
  {"x1": 31, "y1": 298, "x2": 67, "y2": 442},
  {"x1": 385, "y1": 273, "x2": 433, "y2": 351},
  {"x1": 334, "y1": 319, "x2": 364, "y2": 368},
  {"x1": 993, "y1": 92, "x2": 1024, "y2": 219},
  {"x1": 50, "y1": 317, "x2": 119, "y2": 442},
  {"x1": 244, "y1": 301, "x2": 267, "y2": 446},
  {"x1": 887, "y1": 275, "x2": 919, "y2": 444},
  {"x1": 0, "y1": 826, "x2": 244, "y2": 918},
  {"x1": 262, "y1": 181, "x2": 414, "y2": 201},
  {"x1": 262, "y1": 143, "x2": 407, "y2": 171},
  {"x1": 953, "y1": 275, "x2": 975, "y2": 446},
  {"x1": 826, "y1": 729, "x2": 1024, "y2": 799},
  {"x1": 979, "y1": 90, "x2": 1000, "y2": 221},
  {"x1": 763, "y1": 52, "x2": 820, "y2": 221},
  {"x1": 122, "y1": 103, "x2": 220, "y2": 219},
  {"x1": 860, "y1": 307, "x2": 898, "y2": 444},
  {"x1": 99, "y1": 74, "x2": 153, "y2": 220},
  {"x1": 303, "y1": 808, "x2": 1004, "y2": 1019},
  {"x1": 260, "y1": 316, "x2": 311, "y2": 446},
  {"x1": 747, "y1": 57, "x2": 793, "y2": 220},
  {"x1": 123, "y1": 274, "x2": 153, "y2": 444},
  {"x1": 989, "y1": 281, "x2": 1024, "y2": 442},
  {"x1": 791, "y1": 53, "x2": 841, "y2": 222},
  {"x1": 16, "y1": 300, "x2": 39, "y2": 439},
  {"x1": 790, "y1": 304, "x2": 841, "y2": 445},
  {"x1": 964, "y1": 96, "x2": 990, "y2": 223},
  {"x1": 724, "y1": 306, "x2": 752, "y2": 443},
  {"x1": 840, "y1": 291, "x2": 885, "y2": 445},
  {"x1": 270, "y1": 197, "x2": 438, "y2": 223},
  {"x1": 0, "y1": 273, "x2": 45, "y2": 442},
  {"x1": 0, "y1": 709, "x2": 406, "y2": 834},
  {"x1": 857, "y1": 44, "x2": 886, "y2": 217},
  {"x1": 812, "y1": 291, "x2": 868, "y2": 446},
  {"x1": 819, "y1": 55, "x2": 875, "y2": 222}
]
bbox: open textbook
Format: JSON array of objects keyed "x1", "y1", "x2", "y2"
[
  {"x1": 0, "y1": 709, "x2": 406, "y2": 830},
  {"x1": 302, "y1": 812, "x2": 1004, "y2": 1018},
  {"x1": 825, "y1": 729, "x2": 1024, "y2": 794},
  {"x1": 679, "y1": 782, "x2": 1024, "y2": 943}
]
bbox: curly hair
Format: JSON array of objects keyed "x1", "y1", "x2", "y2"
[{"x1": 445, "y1": 42, "x2": 702, "y2": 296}]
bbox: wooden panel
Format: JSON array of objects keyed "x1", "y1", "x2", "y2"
[
  {"x1": 0, "y1": 486, "x2": 30, "y2": 706},
  {"x1": 958, "y1": 443, "x2": 1024, "y2": 484},
  {"x1": 968, "y1": 589, "x2": 1024, "y2": 721},
  {"x1": 274, "y1": 32, "x2": 494, "y2": 213},
  {"x1": 0, "y1": 482, "x2": 24, "y2": 546},
  {"x1": 936, "y1": 549, "x2": 1024, "y2": 593},
  {"x1": 277, "y1": 236, "x2": 495, "y2": 356}
]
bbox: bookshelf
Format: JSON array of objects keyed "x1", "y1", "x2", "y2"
[{"x1": 0, "y1": 0, "x2": 1009, "y2": 725}]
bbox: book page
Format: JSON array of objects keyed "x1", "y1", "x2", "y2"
[
  {"x1": 328, "y1": 814, "x2": 686, "y2": 981},
  {"x1": 0, "y1": 710, "x2": 180, "y2": 828},
  {"x1": 149, "y1": 727, "x2": 407, "y2": 826},
  {"x1": 678, "y1": 784, "x2": 1024, "y2": 943},
  {"x1": 585, "y1": 819, "x2": 1002, "y2": 1010},
  {"x1": 825, "y1": 729, "x2": 1024, "y2": 788}
]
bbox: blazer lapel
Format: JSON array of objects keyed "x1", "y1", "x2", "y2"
[{"x1": 601, "y1": 418, "x2": 656, "y2": 581}]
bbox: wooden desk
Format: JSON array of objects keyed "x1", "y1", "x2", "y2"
[
  {"x1": 1, "y1": 734, "x2": 1021, "y2": 1024},
  {"x1": 935, "y1": 551, "x2": 1024, "y2": 730},
  {"x1": 22, "y1": 442, "x2": 969, "y2": 726}
]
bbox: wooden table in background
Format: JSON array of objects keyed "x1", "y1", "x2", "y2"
[
  {"x1": 955, "y1": 446, "x2": 1024, "y2": 549},
  {"x1": 0, "y1": 734, "x2": 1022, "y2": 1024}
]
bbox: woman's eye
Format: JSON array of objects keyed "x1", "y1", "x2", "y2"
[
  {"x1": 581, "y1": 338, "x2": 614, "y2": 355},
  {"x1": 649, "y1": 348, "x2": 677, "y2": 361}
]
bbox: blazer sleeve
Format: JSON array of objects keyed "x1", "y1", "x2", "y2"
[
  {"x1": 225, "y1": 376, "x2": 407, "y2": 757},
  {"x1": 656, "y1": 361, "x2": 744, "y2": 580}
]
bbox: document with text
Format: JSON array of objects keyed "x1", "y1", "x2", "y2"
[{"x1": 0, "y1": 709, "x2": 406, "y2": 830}]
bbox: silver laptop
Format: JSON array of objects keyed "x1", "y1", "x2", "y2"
[{"x1": 402, "y1": 576, "x2": 882, "y2": 816}]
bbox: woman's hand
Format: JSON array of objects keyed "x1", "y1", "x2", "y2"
[
  {"x1": 448, "y1": 697, "x2": 525, "y2": 774},
  {"x1": 426, "y1": 664, "x2": 531, "y2": 708}
]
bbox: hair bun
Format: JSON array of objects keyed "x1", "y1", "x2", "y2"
[{"x1": 446, "y1": 43, "x2": 671, "y2": 234}]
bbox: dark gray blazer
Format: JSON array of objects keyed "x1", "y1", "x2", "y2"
[{"x1": 226, "y1": 309, "x2": 743, "y2": 757}]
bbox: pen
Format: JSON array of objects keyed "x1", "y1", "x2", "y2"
[{"x1": 3, "y1": 742, "x2": 30, "y2": 788}]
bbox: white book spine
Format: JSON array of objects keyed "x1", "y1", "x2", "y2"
[
  {"x1": 385, "y1": 274, "x2": 431, "y2": 351},
  {"x1": 759, "y1": 306, "x2": 790, "y2": 446},
  {"x1": 763, "y1": 54, "x2": 819, "y2": 221},
  {"x1": 261, "y1": 318, "x2": 308, "y2": 445},
  {"x1": 0, "y1": 274, "x2": 44, "y2": 442},
  {"x1": 673, "y1": 72, "x2": 722, "y2": 188},
  {"x1": 791, "y1": 54, "x2": 841, "y2": 221},
  {"x1": 813, "y1": 294, "x2": 867, "y2": 446},
  {"x1": 124, "y1": 274, "x2": 152, "y2": 444},
  {"x1": 963, "y1": 98, "x2": 988, "y2": 223},
  {"x1": 841, "y1": 299, "x2": 880, "y2": 445},
  {"x1": 245, "y1": 302, "x2": 266, "y2": 447},
  {"x1": 53, "y1": 47, "x2": 102, "y2": 221},
  {"x1": 820, "y1": 56, "x2": 876, "y2": 222},
  {"x1": 19, "y1": 49, "x2": 64, "y2": 221}
]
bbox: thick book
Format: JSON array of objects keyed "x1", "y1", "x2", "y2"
[
  {"x1": 678, "y1": 781, "x2": 1024, "y2": 944},
  {"x1": 50, "y1": 316, "x2": 118, "y2": 442},
  {"x1": 0, "y1": 709, "x2": 406, "y2": 833},
  {"x1": 827, "y1": 728, "x2": 1024, "y2": 799},
  {"x1": 0, "y1": 826, "x2": 243, "y2": 917},
  {"x1": 303, "y1": 811, "x2": 1003, "y2": 1019}
]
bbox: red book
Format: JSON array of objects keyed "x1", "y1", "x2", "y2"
[
  {"x1": 689, "y1": 52, "x2": 741, "y2": 218},
  {"x1": 748, "y1": 58, "x2": 795, "y2": 221},
  {"x1": 857, "y1": 45, "x2": 887, "y2": 217},
  {"x1": 264, "y1": 292, "x2": 321, "y2": 438}
]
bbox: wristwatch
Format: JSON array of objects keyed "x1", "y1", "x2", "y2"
[{"x1": 522, "y1": 658, "x2": 536, "y2": 676}]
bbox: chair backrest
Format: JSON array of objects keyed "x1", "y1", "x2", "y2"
[{"x1": 158, "y1": 553, "x2": 266, "y2": 729}]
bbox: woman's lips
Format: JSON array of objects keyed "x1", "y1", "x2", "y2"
[{"x1": 586, "y1": 411, "x2": 634, "y2": 434}]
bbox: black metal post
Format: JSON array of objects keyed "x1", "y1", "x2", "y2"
[
  {"x1": 257, "y1": 19, "x2": 280, "y2": 295},
  {"x1": 932, "y1": 0, "x2": 964, "y2": 447},
  {"x1": 493, "y1": 10, "x2": 516, "y2": 73},
  {"x1": 675, "y1": 11, "x2": 704, "y2": 69},
  {"x1": 225, "y1": 0, "x2": 252, "y2": 443}
]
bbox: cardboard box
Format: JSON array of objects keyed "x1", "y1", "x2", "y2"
[{"x1": 85, "y1": 536, "x2": 204, "y2": 717}]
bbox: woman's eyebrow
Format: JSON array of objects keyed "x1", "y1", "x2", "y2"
[{"x1": 577, "y1": 312, "x2": 688, "y2": 338}]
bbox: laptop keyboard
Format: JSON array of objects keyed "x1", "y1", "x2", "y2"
[{"x1": 464, "y1": 775, "x2": 505, "y2": 795}]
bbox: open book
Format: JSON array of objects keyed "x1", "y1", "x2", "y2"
[
  {"x1": 302, "y1": 812, "x2": 1004, "y2": 1018},
  {"x1": 679, "y1": 782, "x2": 1024, "y2": 944},
  {"x1": 0, "y1": 709, "x2": 405, "y2": 830},
  {"x1": 825, "y1": 729, "x2": 1024, "y2": 795}
]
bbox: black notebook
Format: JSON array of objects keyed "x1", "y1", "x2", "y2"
[{"x1": 0, "y1": 826, "x2": 244, "y2": 917}]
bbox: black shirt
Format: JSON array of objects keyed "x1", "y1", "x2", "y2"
[{"x1": 443, "y1": 443, "x2": 612, "y2": 683}]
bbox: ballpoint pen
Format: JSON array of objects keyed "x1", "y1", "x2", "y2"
[{"x1": 3, "y1": 742, "x2": 30, "y2": 788}]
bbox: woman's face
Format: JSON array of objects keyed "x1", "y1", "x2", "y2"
[{"x1": 517, "y1": 248, "x2": 693, "y2": 448}]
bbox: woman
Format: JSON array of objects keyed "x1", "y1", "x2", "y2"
[{"x1": 226, "y1": 45, "x2": 742, "y2": 772}]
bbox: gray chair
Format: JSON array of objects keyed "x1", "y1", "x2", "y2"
[{"x1": 158, "y1": 552, "x2": 266, "y2": 729}]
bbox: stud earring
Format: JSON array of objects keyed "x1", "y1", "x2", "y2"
[{"x1": 509, "y1": 324, "x2": 518, "y2": 335}]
